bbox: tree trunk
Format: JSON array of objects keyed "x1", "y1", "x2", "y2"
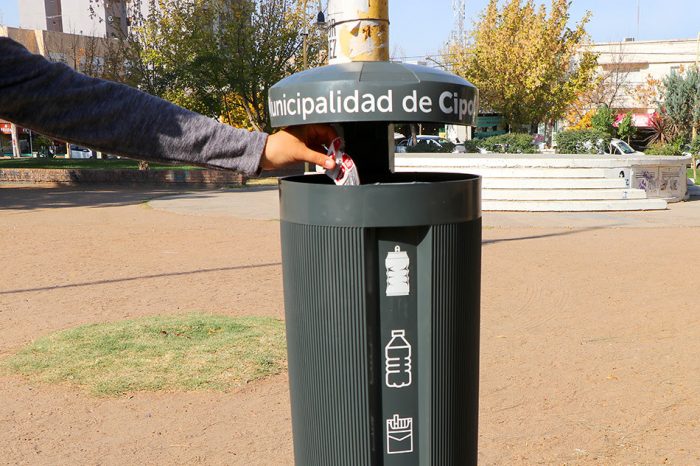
[{"x1": 10, "y1": 123, "x2": 21, "y2": 158}]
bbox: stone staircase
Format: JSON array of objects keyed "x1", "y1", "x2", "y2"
[{"x1": 393, "y1": 153, "x2": 690, "y2": 212}]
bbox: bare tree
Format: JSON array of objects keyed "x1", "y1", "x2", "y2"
[{"x1": 566, "y1": 43, "x2": 636, "y2": 125}]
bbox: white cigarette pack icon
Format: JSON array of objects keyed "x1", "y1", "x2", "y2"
[
  {"x1": 385, "y1": 246, "x2": 409, "y2": 296},
  {"x1": 386, "y1": 414, "x2": 413, "y2": 454}
]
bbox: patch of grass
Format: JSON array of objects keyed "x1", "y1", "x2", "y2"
[
  {"x1": 0, "y1": 158, "x2": 200, "y2": 170},
  {"x1": 1, "y1": 314, "x2": 286, "y2": 396},
  {"x1": 246, "y1": 177, "x2": 280, "y2": 187}
]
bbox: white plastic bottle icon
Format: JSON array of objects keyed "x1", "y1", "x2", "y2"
[
  {"x1": 385, "y1": 329, "x2": 412, "y2": 388},
  {"x1": 385, "y1": 246, "x2": 410, "y2": 296}
]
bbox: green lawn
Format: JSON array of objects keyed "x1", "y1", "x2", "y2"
[
  {"x1": 0, "y1": 157, "x2": 201, "y2": 170},
  {"x1": 1, "y1": 314, "x2": 287, "y2": 396}
]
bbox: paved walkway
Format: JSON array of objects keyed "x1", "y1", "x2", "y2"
[{"x1": 148, "y1": 186, "x2": 700, "y2": 229}]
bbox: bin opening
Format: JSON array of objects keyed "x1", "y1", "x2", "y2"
[{"x1": 284, "y1": 171, "x2": 480, "y2": 186}]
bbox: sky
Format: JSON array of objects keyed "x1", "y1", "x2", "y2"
[{"x1": 1, "y1": 0, "x2": 698, "y2": 60}]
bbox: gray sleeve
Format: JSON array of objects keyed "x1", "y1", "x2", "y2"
[{"x1": 0, "y1": 38, "x2": 266, "y2": 175}]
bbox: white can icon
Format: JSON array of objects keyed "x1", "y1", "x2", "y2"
[{"x1": 385, "y1": 246, "x2": 409, "y2": 297}]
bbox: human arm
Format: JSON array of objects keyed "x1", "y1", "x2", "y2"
[{"x1": 0, "y1": 38, "x2": 334, "y2": 174}]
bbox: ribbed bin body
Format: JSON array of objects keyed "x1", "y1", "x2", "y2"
[{"x1": 279, "y1": 173, "x2": 481, "y2": 466}]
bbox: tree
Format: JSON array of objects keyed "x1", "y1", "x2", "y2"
[
  {"x1": 659, "y1": 66, "x2": 700, "y2": 141},
  {"x1": 565, "y1": 44, "x2": 635, "y2": 126},
  {"x1": 90, "y1": 0, "x2": 322, "y2": 131},
  {"x1": 617, "y1": 112, "x2": 636, "y2": 143},
  {"x1": 634, "y1": 74, "x2": 663, "y2": 110},
  {"x1": 590, "y1": 104, "x2": 615, "y2": 137},
  {"x1": 444, "y1": 0, "x2": 597, "y2": 134},
  {"x1": 195, "y1": 0, "x2": 324, "y2": 131}
]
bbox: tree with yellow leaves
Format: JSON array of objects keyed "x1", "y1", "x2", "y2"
[
  {"x1": 89, "y1": 0, "x2": 323, "y2": 131},
  {"x1": 444, "y1": 0, "x2": 597, "y2": 134}
]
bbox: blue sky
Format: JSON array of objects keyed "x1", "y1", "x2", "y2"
[{"x1": 1, "y1": 0, "x2": 698, "y2": 59}]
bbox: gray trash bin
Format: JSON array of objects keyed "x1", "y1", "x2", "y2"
[{"x1": 271, "y1": 61, "x2": 481, "y2": 465}]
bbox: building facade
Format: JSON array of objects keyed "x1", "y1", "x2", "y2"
[
  {"x1": 19, "y1": 0, "x2": 128, "y2": 38},
  {"x1": 586, "y1": 38, "x2": 699, "y2": 115}
]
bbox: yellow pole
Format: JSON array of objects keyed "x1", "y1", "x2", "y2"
[{"x1": 327, "y1": 0, "x2": 389, "y2": 64}]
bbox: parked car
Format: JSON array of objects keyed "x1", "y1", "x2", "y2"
[
  {"x1": 682, "y1": 151, "x2": 700, "y2": 169},
  {"x1": 395, "y1": 135, "x2": 466, "y2": 153},
  {"x1": 608, "y1": 138, "x2": 644, "y2": 156},
  {"x1": 69, "y1": 145, "x2": 97, "y2": 159}
]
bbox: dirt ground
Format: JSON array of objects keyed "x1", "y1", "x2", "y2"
[{"x1": 1, "y1": 185, "x2": 700, "y2": 465}]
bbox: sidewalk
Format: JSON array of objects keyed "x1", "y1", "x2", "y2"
[
  {"x1": 3, "y1": 183, "x2": 700, "y2": 464},
  {"x1": 148, "y1": 186, "x2": 700, "y2": 229}
]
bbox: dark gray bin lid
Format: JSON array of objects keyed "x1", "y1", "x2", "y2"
[{"x1": 269, "y1": 61, "x2": 478, "y2": 127}]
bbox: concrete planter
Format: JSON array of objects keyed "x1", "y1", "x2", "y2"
[{"x1": 0, "y1": 168, "x2": 246, "y2": 186}]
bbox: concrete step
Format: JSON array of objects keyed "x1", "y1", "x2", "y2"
[
  {"x1": 483, "y1": 188, "x2": 647, "y2": 201},
  {"x1": 395, "y1": 153, "x2": 691, "y2": 169},
  {"x1": 483, "y1": 198, "x2": 668, "y2": 212},
  {"x1": 398, "y1": 166, "x2": 615, "y2": 178},
  {"x1": 482, "y1": 178, "x2": 629, "y2": 189}
]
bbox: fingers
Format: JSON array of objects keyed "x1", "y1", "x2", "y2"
[
  {"x1": 307, "y1": 124, "x2": 338, "y2": 145},
  {"x1": 305, "y1": 147, "x2": 336, "y2": 169},
  {"x1": 292, "y1": 124, "x2": 338, "y2": 153},
  {"x1": 288, "y1": 124, "x2": 338, "y2": 168},
  {"x1": 260, "y1": 124, "x2": 338, "y2": 171}
]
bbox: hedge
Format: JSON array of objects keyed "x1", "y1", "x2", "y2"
[
  {"x1": 476, "y1": 133, "x2": 536, "y2": 154},
  {"x1": 645, "y1": 140, "x2": 685, "y2": 156},
  {"x1": 555, "y1": 129, "x2": 611, "y2": 154}
]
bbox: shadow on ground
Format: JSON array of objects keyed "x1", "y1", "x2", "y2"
[
  {"x1": 482, "y1": 225, "x2": 620, "y2": 245},
  {"x1": 0, "y1": 185, "x2": 274, "y2": 211},
  {"x1": 0, "y1": 262, "x2": 281, "y2": 295}
]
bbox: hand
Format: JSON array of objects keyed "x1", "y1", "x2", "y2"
[{"x1": 261, "y1": 124, "x2": 338, "y2": 171}]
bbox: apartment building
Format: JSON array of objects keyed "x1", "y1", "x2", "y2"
[
  {"x1": 19, "y1": 0, "x2": 128, "y2": 38},
  {"x1": 585, "y1": 37, "x2": 699, "y2": 122}
]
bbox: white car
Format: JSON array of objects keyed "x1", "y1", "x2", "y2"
[
  {"x1": 609, "y1": 138, "x2": 644, "y2": 156},
  {"x1": 395, "y1": 136, "x2": 465, "y2": 153},
  {"x1": 69, "y1": 145, "x2": 94, "y2": 159}
]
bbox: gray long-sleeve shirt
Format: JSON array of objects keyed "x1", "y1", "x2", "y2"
[{"x1": 0, "y1": 37, "x2": 267, "y2": 174}]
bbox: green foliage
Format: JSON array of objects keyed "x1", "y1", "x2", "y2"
[
  {"x1": 443, "y1": 0, "x2": 597, "y2": 128},
  {"x1": 90, "y1": 0, "x2": 318, "y2": 131},
  {"x1": 647, "y1": 112, "x2": 671, "y2": 145},
  {"x1": 616, "y1": 112, "x2": 636, "y2": 142},
  {"x1": 478, "y1": 133, "x2": 537, "y2": 153},
  {"x1": 659, "y1": 66, "x2": 700, "y2": 141},
  {"x1": 462, "y1": 140, "x2": 482, "y2": 153},
  {"x1": 689, "y1": 137, "x2": 700, "y2": 154},
  {"x1": 555, "y1": 129, "x2": 611, "y2": 154},
  {"x1": 645, "y1": 139, "x2": 686, "y2": 156},
  {"x1": 1, "y1": 315, "x2": 286, "y2": 396},
  {"x1": 590, "y1": 104, "x2": 616, "y2": 136}
]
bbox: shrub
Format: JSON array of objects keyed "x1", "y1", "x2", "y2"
[
  {"x1": 689, "y1": 137, "x2": 700, "y2": 154},
  {"x1": 461, "y1": 140, "x2": 482, "y2": 153},
  {"x1": 477, "y1": 133, "x2": 536, "y2": 153},
  {"x1": 645, "y1": 139, "x2": 686, "y2": 155},
  {"x1": 617, "y1": 112, "x2": 637, "y2": 143},
  {"x1": 555, "y1": 129, "x2": 612, "y2": 154},
  {"x1": 591, "y1": 105, "x2": 616, "y2": 136}
]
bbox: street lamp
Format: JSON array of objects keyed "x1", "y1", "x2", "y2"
[{"x1": 316, "y1": 0, "x2": 326, "y2": 26}]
